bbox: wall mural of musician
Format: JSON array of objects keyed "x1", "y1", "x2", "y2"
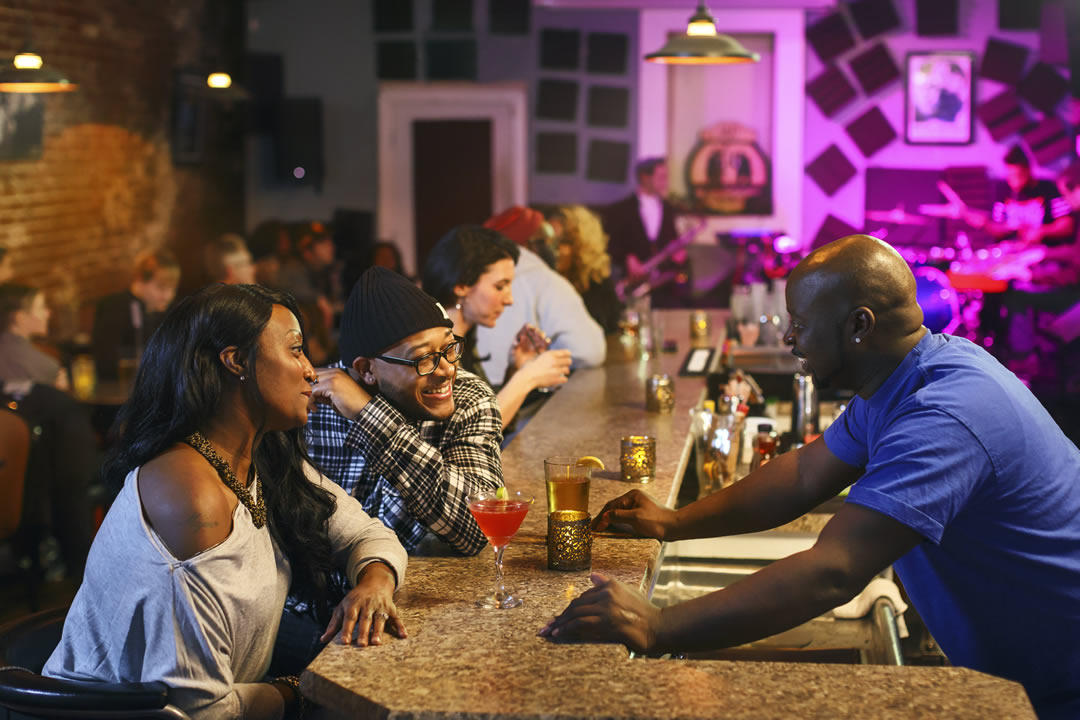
[{"x1": 684, "y1": 122, "x2": 773, "y2": 216}]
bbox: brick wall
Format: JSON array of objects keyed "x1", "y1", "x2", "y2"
[{"x1": 0, "y1": 0, "x2": 243, "y2": 333}]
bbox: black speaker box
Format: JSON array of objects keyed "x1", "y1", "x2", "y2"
[{"x1": 274, "y1": 98, "x2": 324, "y2": 190}]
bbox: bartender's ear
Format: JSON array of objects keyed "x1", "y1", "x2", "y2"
[
  {"x1": 848, "y1": 307, "x2": 875, "y2": 345},
  {"x1": 219, "y1": 347, "x2": 247, "y2": 379},
  {"x1": 352, "y1": 357, "x2": 377, "y2": 386}
]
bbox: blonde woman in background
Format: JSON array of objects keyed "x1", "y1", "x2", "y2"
[{"x1": 553, "y1": 205, "x2": 622, "y2": 334}]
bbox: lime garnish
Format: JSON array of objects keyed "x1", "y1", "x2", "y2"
[{"x1": 495, "y1": 486, "x2": 508, "y2": 500}]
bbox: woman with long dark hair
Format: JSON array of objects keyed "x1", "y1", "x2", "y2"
[
  {"x1": 422, "y1": 225, "x2": 572, "y2": 429},
  {"x1": 43, "y1": 284, "x2": 408, "y2": 719}
]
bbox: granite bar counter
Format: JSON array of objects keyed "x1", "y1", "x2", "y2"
[{"x1": 302, "y1": 311, "x2": 1035, "y2": 719}]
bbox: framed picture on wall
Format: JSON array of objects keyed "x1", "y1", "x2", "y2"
[{"x1": 904, "y1": 51, "x2": 974, "y2": 145}]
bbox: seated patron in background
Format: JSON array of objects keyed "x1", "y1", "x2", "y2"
[
  {"x1": 44, "y1": 284, "x2": 408, "y2": 720},
  {"x1": 306, "y1": 266, "x2": 503, "y2": 555},
  {"x1": 248, "y1": 221, "x2": 285, "y2": 289},
  {"x1": 472, "y1": 211, "x2": 605, "y2": 387},
  {"x1": 542, "y1": 235, "x2": 1080, "y2": 719},
  {"x1": 484, "y1": 205, "x2": 558, "y2": 268},
  {"x1": 278, "y1": 222, "x2": 340, "y2": 330},
  {"x1": 0, "y1": 284, "x2": 68, "y2": 390},
  {"x1": 91, "y1": 249, "x2": 180, "y2": 381},
  {"x1": 553, "y1": 205, "x2": 622, "y2": 335},
  {"x1": 422, "y1": 225, "x2": 572, "y2": 429},
  {"x1": 600, "y1": 157, "x2": 687, "y2": 305},
  {"x1": 204, "y1": 233, "x2": 256, "y2": 285},
  {"x1": 0, "y1": 283, "x2": 93, "y2": 577}
]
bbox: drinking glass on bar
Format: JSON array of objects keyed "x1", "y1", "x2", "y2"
[{"x1": 544, "y1": 456, "x2": 591, "y2": 513}]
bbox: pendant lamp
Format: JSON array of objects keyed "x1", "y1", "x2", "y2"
[
  {"x1": 0, "y1": 49, "x2": 76, "y2": 93},
  {"x1": 645, "y1": 2, "x2": 759, "y2": 65}
]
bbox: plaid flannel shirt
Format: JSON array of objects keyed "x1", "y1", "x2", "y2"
[{"x1": 306, "y1": 364, "x2": 503, "y2": 555}]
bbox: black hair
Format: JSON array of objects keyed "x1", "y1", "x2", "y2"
[
  {"x1": 635, "y1": 157, "x2": 666, "y2": 182},
  {"x1": 420, "y1": 225, "x2": 520, "y2": 307},
  {"x1": 103, "y1": 283, "x2": 337, "y2": 620},
  {"x1": 1003, "y1": 144, "x2": 1030, "y2": 168},
  {"x1": 0, "y1": 283, "x2": 40, "y2": 332}
]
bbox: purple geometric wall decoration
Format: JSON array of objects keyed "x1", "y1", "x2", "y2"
[
  {"x1": 806, "y1": 144, "x2": 857, "y2": 197},
  {"x1": 807, "y1": 12, "x2": 856, "y2": 64},
  {"x1": 1018, "y1": 62, "x2": 1069, "y2": 114},
  {"x1": 807, "y1": 65, "x2": 858, "y2": 118},
  {"x1": 812, "y1": 213, "x2": 859, "y2": 249},
  {"x1": 916, "y1": 0, "x2": 959, "y2": 36},
  {"x1": 845, "y1": 106, "x2": 897, "y2": 157},
  {"x1": 980, "y1": 37, "x2": 1029, "y2": 86},
  {"x1": 848, "y1": 0, "x2": 901, "y2": 40},
  {"x1": 1021, "y1": 116, "x2": 1072, "y2": 166},
  {"x1": 976, "y1": 90, "x2": 1029, "y2": 142},
  {"x1": 848, "y1": 43, "x2": 901, "y2": 96}
]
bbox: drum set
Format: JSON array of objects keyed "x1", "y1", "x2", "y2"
[{"x1": 867, "y1": 203, "x2": 1048, "y2": 342}]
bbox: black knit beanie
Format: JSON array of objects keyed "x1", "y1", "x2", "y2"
[{"x1": 339, "y1": 266, "x2": 454, "y2": 367}]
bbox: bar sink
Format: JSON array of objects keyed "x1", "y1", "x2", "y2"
[{"x1": 646, "y1": 534, "x2": 904, "y2": 665}]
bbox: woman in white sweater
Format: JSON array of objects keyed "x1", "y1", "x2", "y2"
[{"x1": 43, "y1": 284, "x2": 409, "y2": 719}]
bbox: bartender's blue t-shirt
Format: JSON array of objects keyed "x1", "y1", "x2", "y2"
[{"x1": 824, "y1": 331, "x2": 1080, "y2": 718}]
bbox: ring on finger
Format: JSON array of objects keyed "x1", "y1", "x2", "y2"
[{"x1": 373, "y1": 611, "x2": 389, "y2": 620}]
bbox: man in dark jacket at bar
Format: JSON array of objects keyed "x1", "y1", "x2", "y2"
[{"x1": 542, "y1": 234, "x2": 1080, "y2": 719}]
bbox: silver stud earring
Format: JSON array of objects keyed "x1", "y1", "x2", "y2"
[
  {"x1": 240, "y1": 374, "x2": 246, "y2": 381},
  {"x1": 854, "y1": 338, "x2": 861, "y2": 344},
  {"x1": 454, "y1": 299, "x2": 462, "y2": 312}
]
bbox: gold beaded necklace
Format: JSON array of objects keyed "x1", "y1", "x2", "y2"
[{"x1": 184, "y1": 431, "x2": 267, "y2": 528}]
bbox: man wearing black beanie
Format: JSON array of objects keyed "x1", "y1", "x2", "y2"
[{"x1": 307, "y1": 266, "x2": 504, "y2": 557}]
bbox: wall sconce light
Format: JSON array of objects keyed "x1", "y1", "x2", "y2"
[
  {"x1": 0, "y1": 47, "x2": 76, "y2": 93},
  {"x1": 645, "y1": 2, "x2": 760, "y2": 65}
]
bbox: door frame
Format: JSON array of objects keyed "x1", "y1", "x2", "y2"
[{"x1": 377, "y1": 82, "x2": 528, "y2": 276}]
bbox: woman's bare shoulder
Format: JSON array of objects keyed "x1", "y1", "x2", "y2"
[{"x1": 138, "y1": 445, "x2": 235, "y2": 561}]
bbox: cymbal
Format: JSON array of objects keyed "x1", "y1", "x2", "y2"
[{"x1": 865, "y1": 208, "x2": 929, "y2": 226}]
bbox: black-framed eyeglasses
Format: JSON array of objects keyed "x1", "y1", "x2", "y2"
[{"x1": 376, "y1": 337, "x2": 464, "y2": 376}]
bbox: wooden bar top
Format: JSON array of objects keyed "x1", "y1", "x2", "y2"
[{"x1": 302, "y1": 311, "x2": 1035, "y2": 719}]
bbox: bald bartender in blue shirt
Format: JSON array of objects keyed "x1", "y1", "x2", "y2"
[{"x1": 541, "y1": 234, "x2": 1080, "y2": 719}]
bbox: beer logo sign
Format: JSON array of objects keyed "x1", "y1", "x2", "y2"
[{"x1": 684, "y1": 122, "x2": 772, "y2": 215}]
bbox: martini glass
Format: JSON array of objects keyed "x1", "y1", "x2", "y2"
[{"x1": 468, "y1": 490, "x2": 534, "y2": 609}]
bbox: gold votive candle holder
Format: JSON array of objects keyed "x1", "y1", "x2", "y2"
[
  {"x1": 620, "y1": 435, "x2": 656, "y2": 483},
  {"x1": 645, "y1": 374, "x2": 675, "y2": 413},
  {"x1": 548, "y1": 510, "x2": 591, "y2": 571},
  {"x1": 689, "y1": 310, "x2": 712, "y2": 348},
  {"x1": 70, "y1": 354, "x2": 96, "y2": 401}
]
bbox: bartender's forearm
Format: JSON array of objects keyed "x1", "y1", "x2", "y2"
[
  {"x1": 654, "y1": 546, "x2": 856, "y2": 653},
  {"x1": 670, "y1": 439, "x2": 853, "y2": 541}
]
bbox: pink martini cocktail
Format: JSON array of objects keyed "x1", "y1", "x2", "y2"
[{"x1": 468, "y1": 490, "x2": 533, "y2": 609}]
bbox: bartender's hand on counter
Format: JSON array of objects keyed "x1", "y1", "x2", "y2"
[
  {"x1": 592, "y1": 489, "x2": 677, "y2": 541},
  {"x1": 311, "y1": 366, "x2": 372, "y2": 419},
  {"x1": 321, "y1": 561, "x2": 406, "y2": 647},
  {"x1": 538, "y1": 573, "x2": 661, "y2": 654}
]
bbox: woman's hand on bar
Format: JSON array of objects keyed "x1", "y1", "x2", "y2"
[
  {"x1": 592, "y1": 490, "x2": 677, "y2": 541},
  {"x1": 320, "y1": 561, "x2": 406, "y2": 647},
  {"x1": 537, "y1": 573, "x2": 661, "y2": 654}
]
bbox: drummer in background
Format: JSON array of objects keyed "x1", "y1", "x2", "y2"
[{"x1": 966, "y1": 145, "x2": 1074, "y2": 246}]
